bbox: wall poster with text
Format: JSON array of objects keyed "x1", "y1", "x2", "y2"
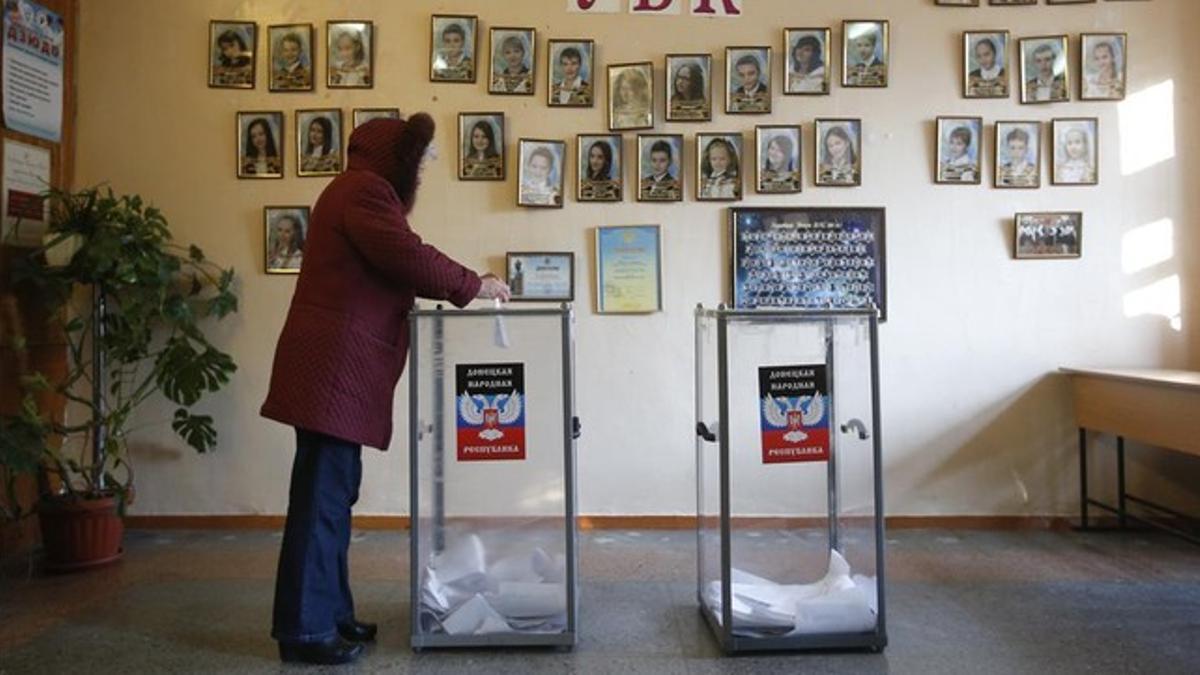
[
  {"x1": 759, "y1": 364, "x2": 830, "y2": 464},
  {"x1": 456, "y1": 362, "x2": 526, "y2": 461}
]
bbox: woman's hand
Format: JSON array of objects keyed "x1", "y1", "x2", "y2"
[{"x1": 476, "y1": 274, "x2": 511, "y2": 302}]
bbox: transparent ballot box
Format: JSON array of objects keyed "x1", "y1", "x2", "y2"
[
  {"x1": 694, "y1": 306, "x2": 886, "y2": 653},
  {"x1": 408, "y1": 305, "x2": 579, "y2": 649}
]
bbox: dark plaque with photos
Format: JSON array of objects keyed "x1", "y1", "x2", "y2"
[{"x1": 731, "y1": 207, "x2": 886, "y2": 318}]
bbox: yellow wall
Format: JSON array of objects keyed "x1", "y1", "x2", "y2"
[{"x1": 76, "y1": 0, "x2": 1200, "y2": 517}]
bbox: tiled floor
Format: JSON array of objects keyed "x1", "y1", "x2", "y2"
[{"x1": 1, "y1": 528, "x2": 1198, "y2": 673}]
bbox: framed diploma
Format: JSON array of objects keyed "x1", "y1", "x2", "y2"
[
  {"x1": 506, "y1": 251, "x2": 575, "y2": 302},
  {"x1": 730, "y1": 207, "x2": 886, "y2": 319},
  {"x1": 595, "y1": 225, "x2": 662, "y2": 314}
]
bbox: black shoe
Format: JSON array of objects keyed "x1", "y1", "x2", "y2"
[
  {"x1": 337, "y1": 619, "x2": 378, "y2": 643},
  {"x1": 278, "y1": 636, "x2": 364, "y2": 665}
]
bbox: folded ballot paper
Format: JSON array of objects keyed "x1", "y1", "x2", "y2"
[
  {"x1": 704, "y1": 549, "x2": 878, "y2": 637},
  {"x1": 421, "y1": 533, "x2": 568, "y2": 636}
]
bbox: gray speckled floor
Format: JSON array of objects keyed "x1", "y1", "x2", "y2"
[{"x1": 1, "y1": 528, "x2": 1198, "y2": 674}]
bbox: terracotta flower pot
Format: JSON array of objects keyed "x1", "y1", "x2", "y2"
[{"x1": 37, "y1": 495, "x2": 124, "y2": 572}]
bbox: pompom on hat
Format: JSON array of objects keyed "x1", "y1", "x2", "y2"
[{"x1": 347, "y1": 112, "x2": 436, "y2": 213}]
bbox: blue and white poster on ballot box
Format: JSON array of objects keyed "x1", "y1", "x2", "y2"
[
  {"x1": 2, "y1": 0, "x2": 64, "y2": 142},
  {"x1": 456, "y1": 363, "x2": 526, "y2": 462},
  {"x1": 759, "y1": 364, "x2": 830, "y2": 464}
]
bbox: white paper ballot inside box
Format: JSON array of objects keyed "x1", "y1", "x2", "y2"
[{"x1": 705, "y1": 550, "x2": 877, "y2": 636}]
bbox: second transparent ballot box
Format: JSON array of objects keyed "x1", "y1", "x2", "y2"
[
  {"x1": 408, "y1": 305, "x2": 579, "y2": 649},
  {"x1": 695, "y1": 306, "x2": 887, "y2": 653}
]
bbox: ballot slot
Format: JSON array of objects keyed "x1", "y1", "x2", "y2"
[
  {"x1": 694, "y1": 306, "x2": 887, "y2": 654},
  {"x1": 409, "y1": 304, "x2": 578, "y2": 650}
]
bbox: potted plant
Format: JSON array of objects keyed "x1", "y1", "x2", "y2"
[{"x1": 0, "y1": 186, "x2": 238, "y2": 571}]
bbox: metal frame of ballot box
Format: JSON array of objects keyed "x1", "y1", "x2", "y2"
[
  {"x1": 694, "y1": 305, "x2": 887, "y2": 654},
  {"x1": 408, "y1": 304, "x2": 580, "y2": 650}
]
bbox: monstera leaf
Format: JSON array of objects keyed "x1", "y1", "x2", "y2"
[
  {"x1": 156, "y1": 338, "x2": 236, "y2": 407},
  {"x1": 172, "y1": 409, "x2": 217, "y2": 453}
]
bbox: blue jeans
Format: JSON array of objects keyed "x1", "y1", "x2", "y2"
[{"x1": 271, "y1": 428, "x2": 363, "y2": 643}]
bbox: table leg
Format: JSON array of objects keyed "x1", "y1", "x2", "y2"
[
  {"x1": 1117, "y1": 436, "x2": 1127, "y2": 529},
  {"x1": 1079, "y1": 427, "x2": 1088, "y2": 530}
]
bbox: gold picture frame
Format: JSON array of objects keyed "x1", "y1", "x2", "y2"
[
  {"x1": 295, "y1": 109, "x2": 344, "y2": 177},
  {"x1": 547, "y1": 39, "x2": 595, "y2": 107},
  {"x1": 430, "y1": 14, "x2": 478, "y2": 83},
  {"x1": 696, "y1": 132, "x2": 744, "y2": 202},
  {"x1": 236, "y1": 111, "x2": 284, "y2": 179},
  {"x1": 208, "y1": 20, "x2": 256, "y2": 89},
  {"x1": 264, "y1": 206, "x2": 310, "y2": 274},
  {"x1": 842, "y1": 20, "x2": 889, "y2": 88},
  {"x1": 458, "y1": 112, "x2": 506, "y2": 181},
  {"x1": 608, "y1": 62, "x2": 654, "y2": 131},
  {"x1": 783, "y1": 28, "x2": 831, "y2": 95},
  {"x1": 725, "y1": 46, "x2": 772, "y2": 114}
]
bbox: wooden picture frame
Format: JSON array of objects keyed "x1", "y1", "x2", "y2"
[
  {"x1": 430, "y1": 14, "x2": 478, "y2": 83},
  {"x1": 784, "y1": 28, "x2": 831, "y2": 95},
  {"x1": 842, "y1": 20, "x2": 889, "y2": 88},
  {"x1": 935, "y1": 116, "x2": 984, "y2": 185},
  {"x1": 547, "y1": 39, "x2": 595, "y2": 107},
  {"x1": 268, "y1": 23, "x2": 315, "y2": 92},
  {"x1": 696, "y1": 132, "x2": 744, "y2": 202},
  {"x1": 608, "y1": 62, "x2": 655, "y2": 131},
  {"x1": 1014, "y1": 212, "x2": 1082, "y2": 259},
  {"x1": 814, "y1": 118, "x2": 863, "y2": 187},
  {"x1": 1051, "y1": 117, "x2": 1099, "y2": 186},
  {"x1": 264, "y1": 206, "x2": 310, "y2": 274},
  {"x1": 963, "y1": 31, "x2": 1010, "y2": 99},
  {"x1": 208, "y1": 20, "x2": 256, "y2": 89},
  {"x1": 1080, "y1": 33, "x2": 1127, "y2": 101},
  {"x1": 517, "y1": 139, "x2": 566, "y2": 208},
  {"x1": 636, "y1": 134, "x2": 683, "y2": 202},
  {"x1": 489, "y1": 27, "x2": 536, "y2": 95},
  {"x1": 506, "y1": 251, "x2": 576, "y2": 302},
  {"x1": 755, "y1": 125, "x2": 802, "y2": 194},
  {"x1": 577, "y1": 134, "x2": 624, "y2": 202},
  {"x1": 1020, "y1": 35, "x2": 1071, "y2": 104},
  {"x1": 295, "y1": 109, "x2": 344, "y2": 177},
  {"x1": 458, "y1": 112, "x2": 506, "y2": 181},
  {"x1": 994, "y1": 120, "x2": 1042, "y2": 189},
  {"x1": 725, "y1": 46, "x2": 772, "y2": 113},
  {"x1": 665, "y1": 54, "x2": 713, "y2": 121},
  {"x1": 236, "y1": 111, "x2": 284, "y2": 179}
]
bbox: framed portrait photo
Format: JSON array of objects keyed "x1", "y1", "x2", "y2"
[
  {"x1": 1020, "y1": 36, "x2": 1070, "y2": 104},
  {"x1": 608, "y1": 62, "x2": 654, "y2": 131},
  {"x1": 458, "y1": 113, "x2": 505, "y2": 181},
  {"x1": 755, "y1": 125, "x2": 802, "y2": 194},
  {"x1": 725, "y1": 47, "x2": 772, "y2": 114},
  {"x1": 936, "y1": 0, "x2": 980, "y2": 5},
  {"x1": 489, "y1": 27, "x2": 536, "y2": 95},
  {"x1": 1014, "y1": 212, "x2": 1082, "y2": 260},
  {"x1": 517, "y1": 139, "x2": 566, "y2": 208},
  {"x1": 1081, "y1": 33, "x2": 1127, "y2": 101},
  {"x1": 815, "y1": 119, "x2": 862, "y2": 187},
  {"x1": 264, "y1": 206, "x2": 310, "y2": 274},
  {"x1": 352, "y1": 108, "x2": 400, "y2": 128},
  {"x1": 696, "y1": 132, "x2": 744, "y2": 202},
  {"x1": 990, "y1": 0, "x2": 1036, "y2": 5},
  {"x1": 964, "y1": 31, "x2": 1009, "y2": 98},
  {"x1": 994, "y1": 120, "x2": 1042, "y2": 189},
  {"x1": 577, "y1": 134, "x2": 623, "y2": 202},
  {"x1": 430, "y1": 15, "x2": 477, "y2": 83},
  {"x1": 326, "y1": 21, "x2": 373, "y2": 88},
  {"x1": 595, "y1": 225, "x2": 663, "y2": 314},
  {"x1": 268, "y1": 24, "x2": 314, "y2": 92},
  {"x1": 209, "y1": 21, "x2": 256, "y2": 89},
  {"x1": 665, "y1": 54, "x2": 712, "y2": 122},
  {"x1": 237, "y1": 111, "x2": 284, "y2": 179},
  {"x1": 548, "y1": 39, "x2": 594, "y2": 107},
  {"x1": 636, "y1": 134, "x2": 683, "y2": 202},
  {"x1": 296, "y1": 109, "x2": 343, "y2": 177},
  {"x1": 507, "y1": 252, "x2": 575, "y2": 302},
  {"x1": 935, "y1": 117, "x2": 983, "y2": 185},
  {"x1": 842, "y1": 20, "x2": 889, "y2": 88},
  {"x1": 784, "y1": 28, "x2": 831, "y2": 95},
  {"x1": 1051, "y1": 118, "x2": 1099, "y2": 186}
]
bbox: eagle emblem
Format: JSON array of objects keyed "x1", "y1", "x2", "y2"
[
  {"x1": 458, "y1": 392, "x2": 523, "y2": 441},
  {"x1": 761, "y1": 392, "x2": 825, "y2": 444}
]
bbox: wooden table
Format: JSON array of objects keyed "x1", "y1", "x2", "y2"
[{"x1": 1060, "y1": 367, "x2": 1200, "y2": 544}]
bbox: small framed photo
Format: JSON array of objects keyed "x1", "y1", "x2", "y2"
[
  {"x1": 1047, "y1": 0, "x2": 1096, "y2": 4},
  {"x1": 1020, "y1": 36, "x2": 1070, "y2": 104},
  {"x1": 784, "y1": 28, "x2": 831, "y2": 95},
  {"x1": 595, "y1": 225, "x2": 663, "y2": 314},
  {"x1": 665, "y1": 54, "x2": 712, "y2": 122},
  {"x1": 1015, "y1": 212, "x2": 1082, "y2": 260},
  {"x1": 755, "y1": 125, "x2": 802, "y2": 194},
  {"x1": 935, "y1": 117, "x2": 983, "y2": 185},
  {"x1": 326, "y1": 21, "x2": 373, "y2": 88},
  {"x1": 296, "y1": 109, "x2": 344, "y2": 177},
  {"x1": 264, "y1": 206, "x2": 309, "y2": 274},
  {"x1": 815, "y1": 119, "x2": 862, "y2": 187},
  {"x1": 609, "y1": 62, "x2": 654, "y2": 131},
  {"x1": 548, "y1": 39, "x2": 594, "y2": 107},
  {"x1": 1081, "y1": 33, "x2": 1127, "y2": 101},
  {"x1": 637, "y1": 134, "x2": 683, "y2": 202},
  {"x1": 936, "y1": 0, "x2": 980, "y2": 5},
  {"x1": 430, "y1": 15, "x2": 477, "y2": 83},
  {"x1": 696, "y1": 132, "x2": 743, "y2": 202},
  {"x1": 842, "y1": 20, "x2": 889, "y2": 88},
  {"x1": 1052, "y1": 118, "x2": 1099, "y2": 186},
  {"x1": 237, "y1": 111, "x2": 284, "y2": 179},
  {"x1": 577, "y1": 134, "x2": 623, "y2": 202},
  {"x1": 459, "y1": 112, "x2": 505, "y2": 181},
  {"x1": 517, "y1": 139, "x2": 566, "y2": 208},
  {"x1": 507, "y1": 252, "x2": 575, "y2": 302},
  {"x1": 353, "y1": 108, "x2": 400, "y2": 128},
  {"x1": 268, "y1": 24, "x2": 314, "y2": 92},
  {"x1": 725, "y1": 47, "x2": 771, "y2": 113},
  {"x1": 209, "y1": 21, "x2": 256, "y2": 89},
  {"x1": 995, "y1": 121, "x2": 1042, "y2": 189},
  {"x1": 964, "y1": 31, "x2": 1009, "y2": 98},
  {"x1": 990, "y1": 0, "x2": 1036, "y2": 5},
  {"x1": 489, "y1": 27, "x2": 536, "y2": 95}
]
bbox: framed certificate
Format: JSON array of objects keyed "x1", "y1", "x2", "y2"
[
  {"x1": 595, "y1": 225, "x2": 662, "y2": 314},
  {"x1": 506, "y1": 251, "x2": 575, "y2": 302}
]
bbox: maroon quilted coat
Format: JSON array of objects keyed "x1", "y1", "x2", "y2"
[{"x1": 261, "y1": 114, "x2": 482, "y2": 450}]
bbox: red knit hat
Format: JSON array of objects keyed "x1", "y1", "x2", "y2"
[{"x1": 346, "y1": 113, "x2": 435, "y2": 213}]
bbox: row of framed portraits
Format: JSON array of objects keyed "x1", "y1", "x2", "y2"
[
  {"x1": 236, "y1": 108, "x2": 399, "y2": 178},
  {"x1": 935, "y1": 116, "x2": 1099, "y2": 187},
  {"x1": 964, "y1": 32, "x2": 1127, "y2": 101},
  {"x1": 430, "y1": 15, "x2": 890, "y2": 107},
  {"x1": 208, "y1": 20, "x2": 375, "y2": 90},
  {"x1": 461, "y1": 115, "x2": 865, "y2": 207}
]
